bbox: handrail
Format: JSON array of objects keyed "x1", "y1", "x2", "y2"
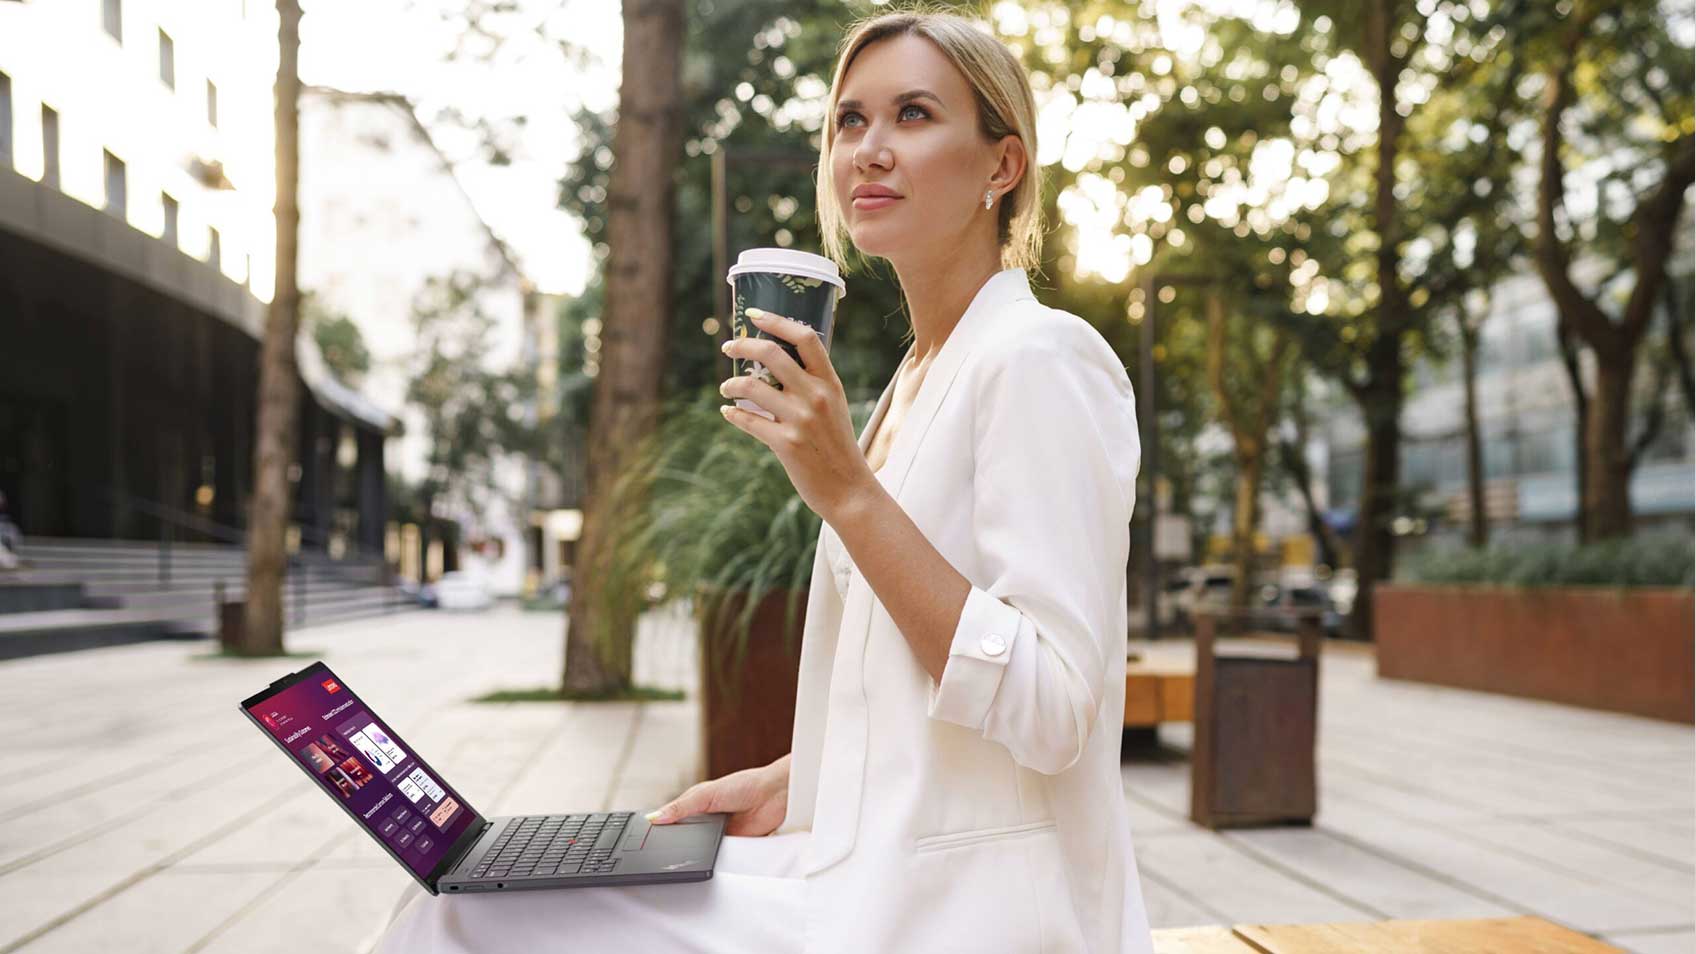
[
  {"x1": 94, "y1": 483, "x2": 385, "y2": 561},
  {"x1": 82, "y1": 484, "x2": 395, "y2": 630}
]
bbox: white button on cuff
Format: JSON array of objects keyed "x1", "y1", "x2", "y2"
[{"x1": 979, "y1": 633, "x2": 1007, "y2": 657}]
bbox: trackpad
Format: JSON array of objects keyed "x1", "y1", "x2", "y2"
[{"x1": 642, "y1": 823, "x2": 705, "y2": 852}]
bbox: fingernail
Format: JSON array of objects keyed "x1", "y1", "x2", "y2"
[
  {"x1": 721, "y1": 340, "x2": 732, "y2": 353},
  {"x1": 645, "y1": 809, "x2": 664, "y2": 822}
]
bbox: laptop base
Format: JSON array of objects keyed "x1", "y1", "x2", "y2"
[{"x1": 438, "y1": 812, "x2": 727, "y2": 893}]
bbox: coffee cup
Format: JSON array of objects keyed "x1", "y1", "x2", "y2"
[{"x1": 726, "y1": 248, "x2": 846, "y2": 421}]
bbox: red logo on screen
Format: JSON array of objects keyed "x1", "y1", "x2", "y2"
[
  {"x1": 322, "y1": 679, "x2": 341, "y2": 694},
  {"x1": 260, "y1": 713, "x2": 278, "y2": 729}
]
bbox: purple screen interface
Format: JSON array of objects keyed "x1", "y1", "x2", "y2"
[{"x1": 247, "y1": 669, "x2": 479, "y2": 879}]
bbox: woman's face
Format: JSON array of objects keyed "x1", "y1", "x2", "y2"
[{"x1": 830, "y1": 33, "x2": 1017, "y2": 266}]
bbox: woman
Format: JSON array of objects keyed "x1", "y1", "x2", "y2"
[{"x1": 378, "y1": 9, "x2": 1154, "y2": 953}]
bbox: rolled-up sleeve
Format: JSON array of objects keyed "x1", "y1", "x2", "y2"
[{"x1": 925, "y1": 325, "x2": 1141, "y2": 775}]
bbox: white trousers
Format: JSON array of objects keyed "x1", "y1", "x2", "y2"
[{"x1": 375, "y1": 833, "x2": 809, "y2": 954}]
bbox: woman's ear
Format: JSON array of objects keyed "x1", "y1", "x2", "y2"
[{"x1": 989, "y1": 134, "x2": 1028, "y2": 197}]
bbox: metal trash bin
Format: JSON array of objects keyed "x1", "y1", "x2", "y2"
[{"x1": 1189, "y1": 608, "x2": 1321, "y2": 829}]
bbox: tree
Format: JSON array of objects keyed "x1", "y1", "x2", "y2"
[
  {"x1": 1529, "y1": 0, "x2": 1694, "y2": 540},
  {"x1": 240, "y1": 0, "x2": 303, "y2": 656},
  {"x1": 1276, "y1": 380, "x2": 1347, "y2": 569},
  {"x1": 564, "y1": 0, "x2": 688, "y2": 694},
  {"x1": 404, "y1": 270, "x2": 542, "y2": 581},
  {"x1": 305, "y1": 294, "x2": 372, "y2": 389},
  {"x1": 1205, "y1": 291, "x2": 1296, "y2": 608}
]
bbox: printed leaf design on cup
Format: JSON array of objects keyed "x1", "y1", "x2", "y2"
[
  {"x1": 744, "y1": 361, "x2": 777, "y2": 388},
  {"x1": 779, "y1": 274, "x2": 824, "y2": 296}
]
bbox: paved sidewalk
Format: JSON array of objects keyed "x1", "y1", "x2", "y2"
[
  {"x1": 0, "y1": 607, "x2": 1688, "y2": 953},
  {"x1": 1124, "y1": 639, "x2": 1694, "y2": 954},
  {"x1": 0, "y1": 604, "x2": 701, "y2": 954}
]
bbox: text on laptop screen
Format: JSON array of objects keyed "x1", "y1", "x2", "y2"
[{"x1": 246, "y1": 668, "x2": 479, "y2": 879}]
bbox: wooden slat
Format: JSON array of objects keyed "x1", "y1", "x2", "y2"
[
  {"x1": 1125, "y1": 672, "x2": 1165, "y2": 725},
  {"x1": 1161, "y1": 671, "x2": 1195, "y2": 721},
  {"x1": 1125, "y1": 665, "x2": 1196, "y2": 727},
  {"x1": 1152, "y1": 926, "x2": 1259, "y2": 953},
  {"x1": 1234, "y1": 916, "x2": 1626, "y2": 953}
]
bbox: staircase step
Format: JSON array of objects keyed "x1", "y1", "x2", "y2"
[
  {"x1": 0, "y1": 537, "x2": 407, "y2": 659},
  {"x1": 0, "y1": 608, "x2": 197, "y2": 660},
  {"x1": 0, "y1": 580, "x2": 88, "y2": 614}
]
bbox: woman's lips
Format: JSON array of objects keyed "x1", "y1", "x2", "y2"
[{"x1": 852, "y1": 195, "x2": 900, "y2": 210}]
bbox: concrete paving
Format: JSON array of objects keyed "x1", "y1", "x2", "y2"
[{"x1": 0, "y1": 606, "x2": 1687, "y2": 953}]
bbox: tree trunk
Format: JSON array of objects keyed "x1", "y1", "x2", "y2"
[
  {"x1": 1348, "y1": 0, "x2": 1411, "y2": 642},
  {"x1": 1665, "y1": 281, "x2": 1695, "y2": 419},
  {"x1": 1554, "y1": 315, "x2": 1589, "y2": 543},
  {"x1": 1349, "y1": 371, "x2": 1403, "y2": 641},
  {"x1": 1229, "y1": 450, "x2": 1263, "y2": 611},
  {"x1": 1459, "y1": 321, "x2": 1488, "y2": 548},
  {"x1": 241, "y1": 0, "x2": 302, "y2": 656},
  {"x1": 563, "y1": 0, "x2": 685, "y2": 693},
  {"x1": 1584, "y1": 356, "x2": 1637, "y2": 540},
  {"x1": 1278, "y1": 389, "x2": 1346, "y2": 570}
]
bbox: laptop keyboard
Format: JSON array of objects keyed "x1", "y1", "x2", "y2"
[{"x1": 470, "y1": 812, "x2": 632, "y2": 880}]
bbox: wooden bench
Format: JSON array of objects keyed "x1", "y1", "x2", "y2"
[
  {"x1": 1152, "y1": 915, "x2": 1623, "y2": 953},
  {"x1": 1125, "y1": 660, "x2": 1194, "y2": 728}
]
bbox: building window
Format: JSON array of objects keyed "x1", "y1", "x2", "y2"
[
  {"x1": 104, "y1": 150, "x2": 126, "y2": 218},
  {"x1": 0, "y1": 72, "x2": 11, "y2": 169},
  {"x1": 162, "y1": 193, "x2": 179, "y2": 247},
  {"x1": 206, "y1": 80, "x2": 218, "y2": 128},
  {"x1": 158, "y1": 30, "x2": 175, "y2": 89},
  {"x1": 103, "y1": 0, "x2": 122, "y2": 43},
  {"x1": 41, "y1": 105, "x2": 59, "y2": 189},
  {"x1": 208, "y1": 227, "x2": 221, "y2": 270}
]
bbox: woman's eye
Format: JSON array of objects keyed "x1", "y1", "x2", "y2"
[
  {"x1": 900, "y1": 104, "x2": 928, "y2": 121},
  {"x1": 836, "y1": 111, "x2": 862, "y2": 129}
]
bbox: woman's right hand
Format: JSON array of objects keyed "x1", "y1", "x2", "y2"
[{"x1": 645, "y1": 753, "x2": 790, "y2": 836}]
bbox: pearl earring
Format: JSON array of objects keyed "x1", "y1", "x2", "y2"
[{"x1": 983, "y1": 189, "x2": 994, "y2": 210}]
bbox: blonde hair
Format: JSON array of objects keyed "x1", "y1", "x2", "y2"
[{"x1": 816, "y1": 6, "x2": 1044, "y2": 273}]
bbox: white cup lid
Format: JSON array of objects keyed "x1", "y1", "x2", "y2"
[{"x1": 727, "y1": 248, "x2": 845, "y2": 298}]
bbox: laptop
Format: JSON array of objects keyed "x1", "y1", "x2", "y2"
[{"x1": 240, "y1": 661, "x2": 726, "y2": 895}]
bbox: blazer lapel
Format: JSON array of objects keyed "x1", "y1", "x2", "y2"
[
  {"x1": 784, "y1": 346, "x2": 900, "y2": 839},
  {"x1": 878, "y1": 268, "x2": 1036, "y2": 500},
  {"x1": 801, "y1": 267, "x2": 1036, "y2": 876}
]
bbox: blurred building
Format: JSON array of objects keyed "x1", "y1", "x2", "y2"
[
  {"x1": 1322, "y1": 269, "x2": 1695, "y2": 553},
  {"x1": 296, "y1": 86, "x2": 561, "y2": 595},
  {"x1": 0, "y1": 0, "x2": 397, "y2": 554}
]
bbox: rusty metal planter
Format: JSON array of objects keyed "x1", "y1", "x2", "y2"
[
  {"x1": 1375, "y1": 584, "x2": 1694, "y2": 724},
  {"x1": 695, "y1": 587, "x2": 806, "y2": 780}
]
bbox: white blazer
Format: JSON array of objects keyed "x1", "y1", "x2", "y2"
[{"x1": 778, "y1": 268, "x2": 1156, "y2": 953}]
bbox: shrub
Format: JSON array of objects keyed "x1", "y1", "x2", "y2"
[
  {"x1": 593, "y1": 390, "x2": 882, "y2": 662},
  {"x1": 1401, "y1": 535, "x2": 1695, "y2": 588}
]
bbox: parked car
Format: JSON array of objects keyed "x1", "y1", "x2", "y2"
[
  {"x1": 394, "y1": 578, "x2": 437, "y2": 608},
  {"x1": 1254, "y1": 580, "x2": 1341, "y2": 636},
  {"x1": 432, "y1": 571, "x2": 494, "y2": 611},
  {"x1": 1169, "y1": 564, "x2": 1238, "y2": 628}
]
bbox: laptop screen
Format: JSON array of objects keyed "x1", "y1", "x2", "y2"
[{"x1": 242, "y1": 663, "x2": 481, "y2": 881}]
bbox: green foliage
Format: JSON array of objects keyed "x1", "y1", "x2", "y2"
[
  {"x1": 590, "y1": 388, "x2": 880, "y2": 664},
  {"x1": 303, "y1": 294, "x2": 372, "y2": 388},
  {"x1": 557, "y1": 0, "x2": 923, "y2": 409},
  {"x1": 1402, "y1": 535, "x2": 1695, "y2": 588},
  {"x1": 407, "y1": 270, "x2": 543, "y2": 515}
]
